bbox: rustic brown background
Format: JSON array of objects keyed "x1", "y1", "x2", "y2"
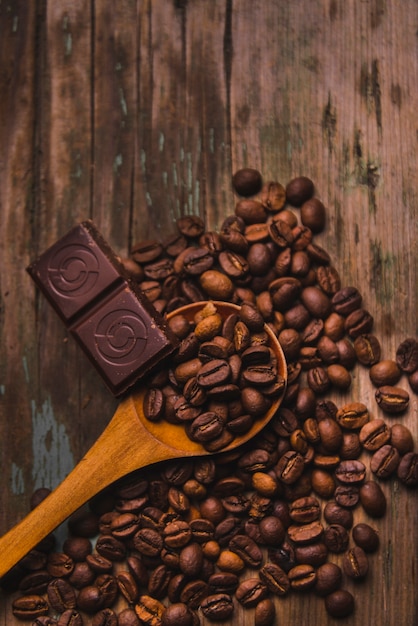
[{"x1": 1, "y1": 1, "x2": 417, "y2": 624}]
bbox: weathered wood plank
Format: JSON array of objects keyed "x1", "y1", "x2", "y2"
[{"x1": 0, "y1": 1, "x2": 417, "y2": 625}]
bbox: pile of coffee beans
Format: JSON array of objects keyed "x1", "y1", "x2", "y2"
[
  {"x1": 5, "y1": 168, "x2": 418, "y2": 625},
  {"x1": 143, "y1": 300, "x2": 286, "y2": 451}
]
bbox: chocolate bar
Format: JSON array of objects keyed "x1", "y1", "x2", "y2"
[{"x1": 27, "y1": 220, "x2": 179, "y2": 396}]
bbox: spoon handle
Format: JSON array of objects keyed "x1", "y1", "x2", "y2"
[{"x1": 0, "y1": 395, "x2": 180, "y2": 579}]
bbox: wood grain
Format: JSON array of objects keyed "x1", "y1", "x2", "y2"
[{"x1": 1, "y1": 1, "x2": 417, "y2": 624}]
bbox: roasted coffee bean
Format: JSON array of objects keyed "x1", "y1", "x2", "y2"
[
  {"x1": 352, "y1": 523, "x2": 380, "y2": 552},
  {"x1": 311, "y1": 469, "x2": 336, "y2": 499},
  {"x1": 47, "y1": 578, "x2": 76, "y2": 612},
  {"x1": 316, "y1": 264, "x2": 340, "y2": 294},
  {"x1": 254, "y1": 597, "x2": 276, "y2": 626},
  {"x1": 390, "y1": 424, "x2": 414, "y2": 454},
  {"x1": 160, "y1": 602, "x2": 197, "y2": 626},
  {"x1": 258, "y1": 516, "x2": 285, "y2": 545},
  {"x1": 133, "y1": 528, "x2": 163, "y2": 557},
  {"x1": 300, "y1": 197, "x2": 326, "y2": 233},
  {"x1": 301, "y1": 286, "x2": 332, "y2": 319},
  {"x1": 163, "y1": 520, "x2": 192, "y2": 548},
  {"x1": 336, "y1": 402, "x2": 369, "y2": 430},
  {"x1": 19, "y1": 570, "x2": 51, "y2": 595},
  {"x1": 86, "y1": 554, "x2": 113, "y2": 574},
  {"x1": 289, "y1": 496, "x2": 321, "y2": 523},
  {"x1": 314, "y1": 562, "x2": 342, "y2": 597},
  {"x1": 331, "y1": 286, "x2": 362, "y2": 316},
  {"x1": 68, "y1": 561, "x2": 96, "y2": 589},
  {"x1": 334, "y1": 485, "x2": 359, "y2": 508},
  {"x1": 117, "y1": 571, "x2": 139, "y2": 603},
  {"x1": 47, "y1": 552, "x2": 74, "y2": 578},
  {"x1": 324, "y1": 589, "x2": 355, "y2": 618},
  {"x1": 96, "y1": 535, "x2": 126, "y2": 561},
  {"x1": 397, "y1": 452, "x2": 418, "y2": 486},
  {"x1": 76, "y1": 585, "x2": 103, "y2": 613},
  {"x1": 294, "y1": 542, "x2": 328, "y2": 567},
  {"x1": 370, "y1": 444, "x2": 400, "y2": 478},
  {"x1": 200, "y1": 593, "x2": 234, "y2": 621},
  {"x1": 323, "y1": 524, "x2": 349, "y2": 553},
  {"x1": 359, "y1": 480, "x2": 387, "y2": 517},
  {"x1": 335, "y1": 459, "x2": 366, "y2": 484},
  {"x1": 275, "y1": 451, "x2": 305, "y2": 484},
  {"x1": 229, "y1": 534, "x2": 263, "y2": 567},
  {"x1": 318, "y1": 418, "x2": 343, "y2": 453},
  {"x1": 12, "y1": 595, "x2": 49, "y2": 620},
  {"x1": 323, "y1": 501, "x2": 353, "y2": 529},
  {"x1": 285, "y1": 176, "x2": 314, "y2": 206},
  {"x1": 259, "y1": 562, "x2": 290, "y2": 596},
  {"x1": 375, "y1": 385, "x2": 410, "y2": 414},
  {"x1": 396, "y1": 337, "x2": 418, "y2": 373},
  {"x1": 353, "y1": 333, "x2": 381, "y2": 365},
  {"x1": 369, "y1": 359, "x2": 402, "y2": 387},
  {"x1": 187, "y1": 411, "x2": 225, "y2": 443},
  {"x1": 288, "y1": 564, "x2": 317, "y2": 591},
  {"x1": 147, "y1": 564, "x2": 172, "y2": 599},
  {"x1": 232, "y1": 167, "x2": 262, "y2": 197},
  {"x1": 342, "y1": 546, "x2": 369, "y2": 579},
  {"x1": 135, "y1": 594, "x2": 165, "y2": 625},
  {"x1": 345, "y1": 306, "x2": 375, "y2": 338},
  {"x1": 235, "y1": 577, "x2": 268, "y2": 607},
  {"x1": 57, "y1": 610, "x2": 84, "y2": 626},
  {"x1": 63, "y1": 537, "x2": 92, "y2": 562},
  {"x1": 287, "y1": 521, "x2": 324, "y2": 545},
  {"x1": 260, "y1": 180, "x2": 286, "y2": 212},
  {"x1": 359, "y1": 418, "x2": 391, "y2": 451}
]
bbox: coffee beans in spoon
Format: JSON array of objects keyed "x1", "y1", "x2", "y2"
[
  {"x1": 142, "y1": 301, "x2": 286, "y2": 452},
  {"x1": 6, "y1": 168, "x2": 418, "y2": 625}
]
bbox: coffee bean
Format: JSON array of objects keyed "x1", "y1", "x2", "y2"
[
  {"x1": 370, "y1": 444, "x2": 400, "y2": 478},
  {"x1": 390, "y1": 423, "x2": 414, "y2": 454},
  {"x1": 323, "y1": 524, "x2": 349, "y2": 553},
  {"x1": 135, "y1": 594, "x2": 165, "y2": 625},
  {"x1": 232, "y1": 168, "x2": 263, "y2": 197},
  {"x1": 397, "y1": 452, "x2": 418, "y2": 487},
  {"x1": 369, "y1": 359, "x2": 402, "y2": 386},
  {"x1": 314, "y1": 562, "x2": 342, "y2": 596},
  {"x1": 375, "y1": 385, "x2": 410, "y2": 414},
  {"x1": 359, "y1": 418, "x2": 391, "y2": 451},
  {"x1": 285, "y1": 176, "x2": 315, "y2": 206},
  {"x1": 235, "y1": 577, "x2": 268, "y2": 607},
  {"x1": 396, "y1": 337, "x2": 418, "y2": 373},
  {"x1": 353, "y1": 334, "x2": 381, "y2": 365},
  {"x1": 57, "y1": 610, "x2": 84, "y2": 626},
  {"x1": 332, "y1": 286, "x2": 362, "y2": 316},
  {"x1": 288, "y1": 564, "x2": 317, "y2": 591},
  {"x1": 300, "y1": 197, "x2": 326, "y2": 233},
  {"x1": 343, "y1": 546, "x2": 369, "y2": 579},
  {"x1": 200, "y1": 593, "x2": 234, "y2": 621},
  {"x1": 335, "y1": 459, "x2": 366, "y2": 484},
  {"x1": 12, "y1": 595, "x2": 49, "y2": 620},
  {"x1": 324, "y1": 589, "x2": 354, "y2": 617},
  {"x1": 336, "y1": 401, "x2": 369, "y2": 430},
  {"x1": 47, "y1": 578, "x2": 76, "y2": 612},
  {"x1": 254, "y1": 597, "x2": 276, "y2": 626}
]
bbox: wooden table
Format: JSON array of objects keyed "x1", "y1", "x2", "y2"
[{"x1": 1, "y1": 1, "x2": 417, "y2": 624}]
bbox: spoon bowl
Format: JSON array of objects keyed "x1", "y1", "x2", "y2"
[{"x1": 0, "y1": 301, "x2": 286, "y2": 579}]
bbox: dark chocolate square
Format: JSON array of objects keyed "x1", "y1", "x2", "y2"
[
  {"x1": 27, "y1": 222, "x2": 123, "y2": 323},
  {"x1": 71, "y1": 282, "x2": 175, "y2": 394}
]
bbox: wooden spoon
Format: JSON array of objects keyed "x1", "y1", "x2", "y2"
[{"x1": 0, "y1": 301, "x2": 286, "y2": 579}]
